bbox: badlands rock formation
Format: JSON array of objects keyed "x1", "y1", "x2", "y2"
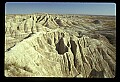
[{"x1": 5, "y1": 13, "x2": 116, "y2": 78}]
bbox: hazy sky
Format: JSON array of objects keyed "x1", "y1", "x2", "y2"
[{"x1": 5, "y1": 2, "x2": 116, "y2": 15}]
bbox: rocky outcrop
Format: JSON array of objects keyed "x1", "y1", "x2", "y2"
[
  {"x1": 92, "y1": 20, "x2": 101, "y2": 24},
  {"x1": 5, "y1": 28, "x2": 116, "y2": 77},
  {"x1": 5, "y1": 14, "x2": 116, "y2": 78}
]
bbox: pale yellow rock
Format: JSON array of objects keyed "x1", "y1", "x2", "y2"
[{"x1": 5, "y1": 13, "x2": 116, "y2": 78}]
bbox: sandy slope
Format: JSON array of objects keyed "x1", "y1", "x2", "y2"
[{"x1": 5, "y1": 13, "x2": 116, "y2": 77}]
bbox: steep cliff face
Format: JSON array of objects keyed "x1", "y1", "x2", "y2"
[{"x1": 5, "y1": 14, "x2": 116, "y2": 78}]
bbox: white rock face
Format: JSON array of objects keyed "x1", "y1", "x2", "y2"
[{"x1": 5, "y1": 13, "x2": 116, "y2": 78}]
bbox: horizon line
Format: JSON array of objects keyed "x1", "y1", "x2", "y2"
[{"x1": 5, "y1": 12, "x2": 116, "y2": 16}]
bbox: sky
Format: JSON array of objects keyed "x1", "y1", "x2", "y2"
[{"x1": 5, "y1": 2, "x2": 116, "y2": 16}]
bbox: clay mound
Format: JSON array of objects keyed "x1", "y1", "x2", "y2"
[
  {"x1": 5, "y1": 28, "x2": 116, "y2": 77},
  {"x1": 5, "y1": 13, "x2": 116, "y2": 78}
]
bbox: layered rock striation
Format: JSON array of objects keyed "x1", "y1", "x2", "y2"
[{"x1": 5, "y1": 13, "x2": 116, "y2": 78}]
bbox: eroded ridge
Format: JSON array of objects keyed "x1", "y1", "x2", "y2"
[{"x1": 5, "y1": 13, "x2": 116, "y2": 78}]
